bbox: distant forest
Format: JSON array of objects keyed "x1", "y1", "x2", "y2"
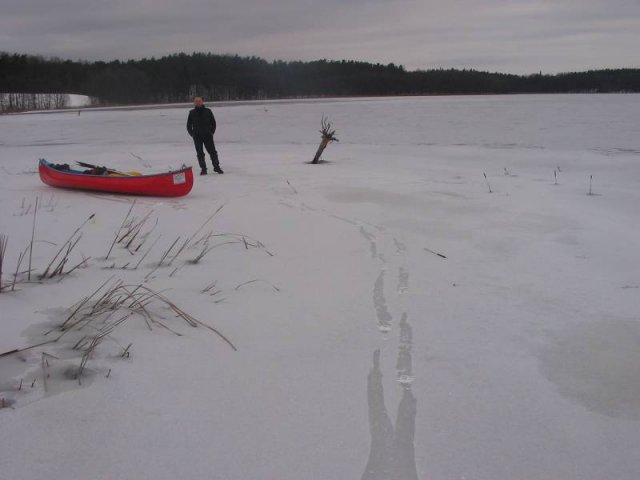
[{"x1": 1, "y1": 51, "x2": 639, "y2": 112}]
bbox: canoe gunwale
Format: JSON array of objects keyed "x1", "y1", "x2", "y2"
[{"x1": 39, "y1": 159, "x2": 191, "y2": 179}]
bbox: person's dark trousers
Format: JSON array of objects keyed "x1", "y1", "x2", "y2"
[{"x1": 193, "y1": 133, "x2": 220, "y2": 171}]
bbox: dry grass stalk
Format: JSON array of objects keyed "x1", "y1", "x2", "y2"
[
  {"x1": 28, "y1": 197, "x2": 38, "y2": 280},
  {"x1": 2, "y1": 277, "x2": 237, "y2": 388},
  {"x1": 62, "y1": 256, "x2": 91, "y2": 277},
  {"x1": 0, "y1": 234, "x2": 7, "y2": 292},
  {"x1": 11, "y1": 247, "x2": 28, "y2": 291},
  {"x1": 75, "y1": 312, "x2": 132, "y2": 383},
  {"x1": 185, "y1": 204, "x2": 226, "y2": 247},
  {"x1": 210, "y1": 233, "x2": 274, "y2": 256},
  {"x1": 168, "y1": 238, "x2": 190, "y2": 266},
  {"x1": 186, "y1": 231, "x2": 275, "y2": 265},
  {"x1": 144, "y1": 236, "x2": 180, "y2": 279},
  {"x1": 48, "y1": 234, "x2": 83, "y2": 278},
  {"x1": 40, "y1": 214, "x2": 94, "y2": 279},
  {"x1": 133, "y1": 285, "x2": 237, "y2": 351},
  {"x1": 169, "y1": 266, "x2": 183, "y2": 277},
  {"x1": 189, "y1": 245, "x2": 214, "y2": 264},
  {"x1": 191, "y1": 230, "x2": 214, "y2": 248},
  {"x1": 134, "y1": 235, "x2": 161, "y2": 270},
  {"x1": 60, "y1": 275, "x2": 116, "y2": 330},
  {"x1": 201, "y1": 281, "x2": 218, "y2": 294},
  {"x1": 130, "y1": 219, "x2": 158, "y2": 254},
  {"x1": 120, "y1": 210, "x2": 154, "y2": 248},
  {"x1": 235, "y1": 279, "x2": 280, "y2": 292},
  {"x1": 41, "y1": 352, "x2": 58, "y2": 393},
  {"x1": 188, "y1": 241, "x2": 241, "y2": 264},
  {"x1": 121, "y1": 343, "x2": 132, "y2": 358},
  {"x1": 157, "y1": 236, "x2": 181, "y2": 267},
  {"x1": 76, "y1": 335, "x2": 103, "y2": 383},
  {"x1": 0, "y1": 337, "x2": 61, "y2": 359},
  {"x1": 106, "y1": 200, "x2": 135, "y2": 259}
]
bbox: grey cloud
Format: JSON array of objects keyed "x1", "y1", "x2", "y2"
[{"x1": 0, "y1": 0, "x2": 638, "y2": 74}]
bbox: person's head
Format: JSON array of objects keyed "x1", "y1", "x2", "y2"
[{"x1": 193, "y1": 96, "x2": 204, "y2": 107}]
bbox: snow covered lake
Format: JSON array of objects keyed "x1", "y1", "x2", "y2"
[{"x1": 1, "y1": 94, "x2": 640, "y2": 479}]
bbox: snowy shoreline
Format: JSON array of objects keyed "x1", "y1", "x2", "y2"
[{"x1": 5, "y1": 91, "x2": 639, "y2": 116}]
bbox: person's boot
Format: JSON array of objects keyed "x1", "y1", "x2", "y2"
[
  {"x1": 200, "y1": 169, "x2": 207, "y2": 176},
  {"x1": 211, "y1": 153, "x2": 223, "y2": 174}
]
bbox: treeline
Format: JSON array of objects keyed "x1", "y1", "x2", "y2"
[
  {"x1": 1, "y1": 51, "x2": 639, "y2": 111},
  {"x1": 0, "y1": 92, "x2": 71, "y2": 112}
]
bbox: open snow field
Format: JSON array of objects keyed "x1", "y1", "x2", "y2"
[{"x1": 1, "y1": 94, "x2": 640, "y2": 479}]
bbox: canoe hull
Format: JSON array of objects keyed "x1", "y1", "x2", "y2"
[{"x1": 38, "y1": 160, "x2": 194, "y2": 197}]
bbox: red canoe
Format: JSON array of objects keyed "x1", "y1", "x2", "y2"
[{"x1": 39, "y1": 159, "x2": 193, "y2": 197}]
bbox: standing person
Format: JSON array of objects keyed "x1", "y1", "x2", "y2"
[{"x1": 187, "y1": 97, "x2": 224, "y2": 175}]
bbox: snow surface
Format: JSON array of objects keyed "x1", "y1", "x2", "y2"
[
  {"x1": 1, "y1": 94, "x2": 640, "y2": 479},
  {"x1": 66, "y1": 94, "x2": 92, "y2": 108}
]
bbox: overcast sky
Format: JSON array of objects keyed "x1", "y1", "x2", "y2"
[{"x1": 1, "y1": 0, "x2": 639, "y2": 74}]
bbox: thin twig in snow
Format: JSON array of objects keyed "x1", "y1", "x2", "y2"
[
  {"x1": 483, "y1": 172, "x2": 493, "y2": 193},
  {"x1": 285, "y1": 178, "x2": 298, "y2": 194},
  {"x1": 424, "y1": 247, "x2": 447, "y2": 259}
]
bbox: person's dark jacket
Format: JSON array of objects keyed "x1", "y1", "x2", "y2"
[{"x1": 187, "y1": 105, "x2": 216, "y2": 137}]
